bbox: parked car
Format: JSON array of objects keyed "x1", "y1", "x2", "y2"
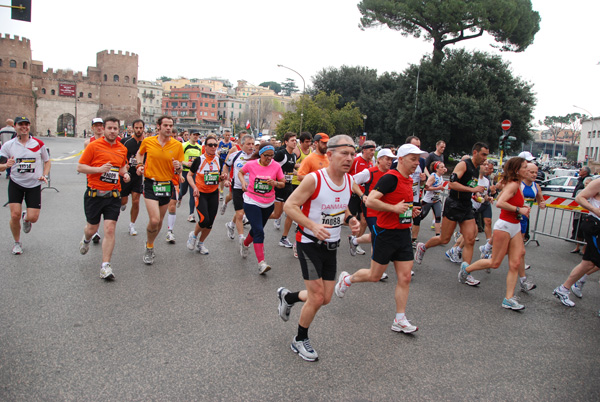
[{"x1": 540, "y1": 176, "x2": 579, "y2": 193}]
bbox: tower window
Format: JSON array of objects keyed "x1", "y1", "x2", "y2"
[
  {"x1": 42, "y1": 88, "x2": 46, "y2": 94},
  {"x1": 51, "y1": 89, "x2": 56, "y2": 95},
  {"x1": 88, "y1": 93, "x2": 92, "y2": 98},
  {"x1": 23, "y1": 62, "x2": 27, "y2": 69},
  {"x1": 124, "y1": 76, "x2": 129, "y2": 83},
  {"x1": 104, "y1": 74, "x2": 107, "y2": 81},
  {"x1": 113, "y1": 75, "x2": 119, "y2": 82},
  {"x1": 10, "y1": 60, "x2": 16, "y2": 68}
]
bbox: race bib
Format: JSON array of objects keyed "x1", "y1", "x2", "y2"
[
  {"x1": 152, "y1": 181, "x2": 171, "y2": 197},
  {"x1": 16, "y1": 158, "x2": 35, "y2": 173},
  {"x1": 285, "y1": 174, "x2": 293, "y2": 183},
  {"x1": 466, "y1": 179, "x2": 478, "y2": 188},
  {"x1": 100, "y1": 166, "x2": 119, "y2": 184},
  {"x1": 399, "y1": 202, "x2": 413, "y2": 225},
  {"x1": 254, "y1": 178, "x2": 272, "y2": 194},
  {"x1": 204, "y1": 171, "x2": 219, "y2": 185},
  {"x1": 525, "y1": 197, "x2": 535, "y2": 207},
  {"x1": 412, "y1": 181, "x2": 419, "y2": 197},
  {"x1": 432, "y1": 192, "x2": 441, "y2": 202},
  {"x1": 128, "y1": 156, "x2": 137, "y2": 167},
  {"x1": 320, "y1": 211, "x2": 344, "y2": 228}
]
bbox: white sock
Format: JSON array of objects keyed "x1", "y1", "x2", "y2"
[
  {"x1": 456, "y1": 246, "x2": 463, "y2": 252},
  {"x1": 352, "y1": 237, "x2": 358, "y2": 246},
  {"x1": 102, "y1": 262, "x2": 110, "y2": 268},
  {"x1": 238, "y1": 234, "x2": 244, "y2": 239},
  {"x1": 484, "y1": 241, "x2": 492, "y2": 251},
  {"x1": 519, "y1": 276, "x2": 527, "y2": 284},
  {"x1": 395, "y1": 313, "x2": 406, "y2": 322},
  {"x1": 130, "y1": 222, "x2": 135, "y2": 227},
  {"x1": 167, "y1": 212, "x2": 176, "y2": 231},
  {"x1": 344, "y1": 275, "x2": 352, "y2": 286},
  {"x1": 580, "y1": 274, "x2": 588, "y2": 283}
]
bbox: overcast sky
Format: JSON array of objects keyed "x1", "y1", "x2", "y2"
[{"x1": 3, "y1": 0, "x2": 599, "y2": 124}]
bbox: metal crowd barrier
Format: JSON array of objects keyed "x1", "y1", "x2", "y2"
[{"x1": 528, "y1": 195, "x2": 586, "y2": 247}]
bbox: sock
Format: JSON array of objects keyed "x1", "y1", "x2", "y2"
[
  {"x1": 456, "y1": 246, "x2": 463, "y2": 252},
  {"x1": 395, "y1": 313, "x2": 406, "y2": 322},
  {"x1": 351, "y1": 237, "x2": 359, "y2": 246},
  {"x1": 344, "y1": 275, "x2": 352, "y2": 286},
  {"x1": 167, "y1": 212, "x2": 176, "y2": 231},
  {"x1": 559, "y1": 285, "x2": 569, "y2": 293},
  {"x1": 296, "y1": 325, "x2": 308, "y2": 341},
  {"x1": 285, "y1": 291, "x2": 301, "y2": 305},
  {"x1": 412, "y1": 238, "x2": 417, "y2": 243},
  {"x1": 253, "y1": 243, "x2": 265, "y2": 262},
  {"x1": 130, "y1": 222, "x2": 135, "y2": 227},
  {"x1": 484, "y1": 241, "x2": 492, "y2": 251},
  {"x1": 147, "y1": 242, "x2": 154, "y2": 249},
  {"x1": 580, "y1": 274, "x2": 588, "y2": 283},
  {"x1": 244, "y1": 235, "x2": 253, "y2": 247},
  {"x1": 102, "y1": 262, "x2": 110, "y2": 268},
  {"x1": 519, "y1": 276, "x2": 527, "y2": 284},
  {"x1": 281, "y1": 236, "x2": 287, "y2": 241},
  {"x1": 238, "y1": 234, "x2": 244, "y2": 240}
]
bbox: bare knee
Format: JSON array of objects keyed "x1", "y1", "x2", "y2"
[{"x1": 309, "y1": 293, "x2": 325, "y2": 307}]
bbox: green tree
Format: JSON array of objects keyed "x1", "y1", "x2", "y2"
[
  {"x1": 281, "y1": 78, "x2": 299, "y2": 96},
  {"x1": 259, "y1": 81, "x2": 282, "y2": 94},
  {"x1": 358, "y1": 0, "x2": 541, "y2": 65},
  {"x1": 157, "y1": 76, "x2": 172, "y2": 82},
  {"x1": 542, "y1": 115, "x2": 582, "y2": 158},
  {"x1": 275, "y1": 92, "x2": 363, "y2": 137},
  {"x1": 395, "y1": 49, "x2": 535, "y2": 153}
]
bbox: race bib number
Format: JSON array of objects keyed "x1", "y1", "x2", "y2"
[
  {"x1": 152, "y1": 181, "x2": 172, "y2": 197},
  {"x1": 432, "y1": 192, "x2": 441, "y2": 202},
  {"x1": 399, "y1": 203, "x2": 413, "y2": 225},
  {"x1": 466, "y1": 179, "x2": 478, "y2": 188},
  {"x1": 320, "y1": 211, "x2": 344, "y2": 228},
  {"x1": 204, "y1": 171, "x2": 219, "y2": 185},
  {"x1": 412, "y1": 181, "x2": 419, "y2": 197},
  {"x1": 128, "y1": 156, "x2": 137, "y2": 167},
  {"x1": 285, "y1": 174, "x2": 293, "y2": 183},
  {"x1": 100, "y1": 166, "x2": 119, "y2": 184},
  {"x1": 254, "y1": 178, "x2": 272, "y2": 194},
  {"x1": 16, "y1": 158, "x2": 35, "y2": 173}
]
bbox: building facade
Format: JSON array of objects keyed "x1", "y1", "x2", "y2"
[
  {"x1": 577, "y1": 117, "x2": 600, "y2": 164},
  {"x1": 0, "y1": 34, "x2": 138, "y2": 136},
  {"x1": 162, "y1": 85, "x2": 220, "y2": 133},
  {"x1": 138, "y1": 80, "x2": 163, "y2": 130}
]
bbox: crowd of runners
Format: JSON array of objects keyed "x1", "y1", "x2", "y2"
[{"x1": 1, "y1": 114, "x2": 598, "y2": 362}]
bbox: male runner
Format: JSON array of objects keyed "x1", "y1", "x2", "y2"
[
  {"x1": 0, "y1": 116, "x2": 51, "y2": 254},
  {"x1": 277, "y1": 134, "x2": 359, "y2": 362},
  {"x1": 77, "y1": 117, "x2": 129, "y2": 279},
  {"x1": 424, "y1": 140, "x2": 446, "y2": 175},
  {"x1": 135, "y1": 116, "x2": 184, "y2": 265},
  {"x1": 335, "y1": 143, "x2": 426, "y2": 333},
  {"x1": 120, "y1": 119, "x2": 145, "y2": 235},
  {"x1": 296, "y1": 133, "x2": 329, "y2": 181},
  {"x1": 180, "y1": 131, "x2": 202, "y2": 222},
  {"x1": 217, "y1": 129, "x2": 233, "y2": 200},
  {"x1": 84, "y1": 117, "x2": 107, "y2": 243},
  {"x1": 415, "y1": 143, "x2": 488, "y2": 277},
  {"x1": 271, "y1": 132, "x2": 297, "y2": 248}
]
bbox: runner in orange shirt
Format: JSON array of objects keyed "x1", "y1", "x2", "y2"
[{"x1": 77, "y1": 117, "x2": 130, "y2": 280}]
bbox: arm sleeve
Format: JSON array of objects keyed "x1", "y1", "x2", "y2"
[
  {"x1": 353, "y1": 169, "x2": 370, "y2": 185},
  {"x1": 373, "y1": 174, "x2": 398, "y2": 195},
  {"x1": 190, "y1": 157, "x2": 201, "y2": 174}
]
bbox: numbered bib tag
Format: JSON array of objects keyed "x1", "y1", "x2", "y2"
[
  {"x1": 254, "y1": 179, "x2": 272, "y2": 194},
  {"x1": 16, "y1": 158, "x2": 35, "y2": 173},
  {"x1": 285, "y1": 174, "x2": 293, "y2": 184},
  {"x1": 432, "y1": 192, "x2": 441, "y2": 202},
  {"x1": 152, "y1": 181, "x2": 172, "y2": 197},
  {"x1": 412, "y1": 181, "x2": 419, "y2": 196},
  {"x1": 466, "y1": 179, "x2": 478, "y2": 188},
  {"x1": 320, "y1": 211, "x2": 344, "y2": 228},
  {"x1": 100, "y1": 166, "x2": 120, "y2": 184},
  {"x1": 525, "y1": 198, "x2": 535, "y2": 207},
  {"x1": 204, "y1": 171, "x2": 220, "y2": 185},
  {"x1": 399, "y1": 203, "x2": 413, "y2": 225},
  {"x1": 128, "y1": 156, "x2": 137, "y2": 167}
]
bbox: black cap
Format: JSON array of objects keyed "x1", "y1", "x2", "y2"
[{"x1": 14, "y1": 116, "x2": 30, "y2": 124}]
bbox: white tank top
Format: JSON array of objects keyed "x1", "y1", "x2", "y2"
[
  {"x1": 423, "y1": 173, "x2": 444, "y2": 204},
  {"x1": 297, "y1": 168, "x2": 353, "y2": 244},
  {"x1": 588, "y1": 197, "x2": 600, "y2": 220}
]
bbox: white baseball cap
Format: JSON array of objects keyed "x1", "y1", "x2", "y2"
[
  {"x1": 518, "y1": 151, "x2": 535, "y2": 161},
  {"x1": 377, "y1": 148, "x2": 397, "y2": 159},
  {"x1": 91, "y1": 117, "x2": 104, "y2": 125},
  {"x1": 397, "y1": 144, "x2": 427, "y2": 157}
]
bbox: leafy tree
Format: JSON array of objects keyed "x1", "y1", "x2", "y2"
[
  {"x1": 259, "y1": 81, "x2": 282, "y2": 94},
  {"x1": 275, "y1": 92, "x2": 363, "y2": 138},
  {"x1": 281, "y1": 78, "x2": 299, "y2": 96},
  {"x1": 542, "y1": 114, "x2": 583, "y2": 157},
  {"x1": 158, "y1": 76, "x2": 172, "y2": 82},
  {"x1": 358, "y1": 0, "x2": 541, "y2": 65},
  {"x1": 395, "y1": 49, "x2": 535, "y2": 153}
]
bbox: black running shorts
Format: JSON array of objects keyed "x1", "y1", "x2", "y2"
[
  {"x1": 8, "y1": 179, "x2": 41, "y2": 209},
  {"x1": 371, "y1": 227, "x2": 413, "y2": 265},
  {"x1": 297, "y1": 241, "x2": 337, "y2": 281},
  {"x1": 84, "y1": 191, "x2": 121, "y2": 225},
  {"x1": 443, "y1": 197, "x2": 475, "y2": 222}
]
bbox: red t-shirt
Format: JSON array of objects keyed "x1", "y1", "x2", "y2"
[{"x1": 372, "y1": 169, "x2": 414, "y2": 230}]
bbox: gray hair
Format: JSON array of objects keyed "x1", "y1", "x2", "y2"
[
  {"x1": 327, "y1": 134, "x2": 354, "y2": 149},
  {"x1": 582, "y1": 167, "x2": 591, "y2": 176},
  {"x1": 241, "y1": 134, "x2": 254, "y2": 144},
  {"x1": 584, "y1": 176, "x2": 594, "y2": 185}
]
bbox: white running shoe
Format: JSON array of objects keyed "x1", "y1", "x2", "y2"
[
  {"x1": 100, "y1": 264, "x2": 115, "y2": 280},
  {"x1": 380, "y1": 272, "x2": 389, "y2": 281},
  {"x1": 187, "y1": 214, "x2": 196, "y2": 223},
  {"x1": 197, "y1": 243, "x2": 209, "y2": 255},
  {"x1": 22, "y1": 212, "x2": 31, "y2": 233},
  {"x1": 277, "y1": 287, "x2": 292, "y2": 322},
  {"x1": 240, "y1": 240, "x2": 249, "y2": 258},
  {"x1": 273, "y1": 218, "x2": 281, "y2": 230},
  {"x1": 291, "y1": 337, "x2": 318, "y2": 362},
  {"x1": 355, "y1": 245, "x2": 366, "y2": 255},
  {"x1": 219, "y1": 201, "x2": 228, "y2": 215},
  {"x1": 187, "y1": 231, "x2": 197, "y2": 250},
  {"x1": 258, "y1": 260, "x2": 271, "y2": 275},
  {"x1": 79, "y1": 235, "x2": 90, "y2": 255},
  {"x1": 166, "y1": 230, "x2": 176, "y2": 243},
  {"x1": 414, "y1": 243, "x2": 426, "y2": 264},
  {"x1": 335, "y1": 271, "x2": 350, "y2": 298},
  {"x1": 226, "y1": 222, "x2": 235, "y2": 240},
  {"x1": 391, "y1": 318, "x2": 418, "y2": 334},
  {"x1": 12, "y1": 242, "x2": 23, "y2": 255},
  {"x1": 129, "y1": 224, "x2": 137, "y2": 236},
  {"x1": 279, "y1": 237, "x2": 293, "y2": 248}
]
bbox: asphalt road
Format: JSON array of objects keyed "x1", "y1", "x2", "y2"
[{"x1": 0, "y1": 138, "x2": 598, "y2": 401}]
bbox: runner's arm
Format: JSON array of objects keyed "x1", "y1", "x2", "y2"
[
  {"x1": 575, "y1": 179, "x2": 600, "y2": 217},
  {"x1": 283, "y1": 174, "x2": 331, "y2": 241}
]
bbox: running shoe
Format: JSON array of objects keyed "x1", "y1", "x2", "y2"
[
  {"x1": 412, "y1": 240, "x2": 417, "y2": 250},
  {"x1": 479, "y1": 245, "x2": 490, "y2": 260},
  {"x1": 219, "y1": 192, "x2": 224, "y2": 201},
  {"x1": 129, "y1": 224, "x2": 137, "y2": 236},
  {"x1": 445, "y1": 248, "x2": 455, "y2": 263},
  {"x1": 380, "y1": 272, "x2": 389, "y2": 281},
  {"x1": 525, "y1": 264, "x2": 531, "y2": 270},
  {"x1": 335, "y1": 271, "x2": 350, "y2": 298},
  {"x1": 273, "y1": 218, "x2": 281, "y2": 230},
  {"x1": 279, "y1": 237, "x2": 293, "y2": 248},
  {"x1": 120, "y1": 204, "x2": 127, "y2": 212},
  {"x1": 277, "y1": 287, "x2": 292, "y2": 322},
  {"x1": 414, "y1": 243, "x2": 426, "y2": 264},
  {"x1": 465, "y1": 275, "x2": 480, "y2": 286},
  {"x1": 456, "y1": 249, "x2": 463, "y2": 263},
  {"x1": 291, "y1": 337, "x2": 318, "y2": 362},
  {"x1": 520, "y1": 279, "x2": 537, "y2": 293},
  {"x1": 571, "y1": 281, "x2": 585, "y2": 298},
  {"x1": 226, "y1": 222, "x2": 235, "y2": 240},
  {"x1": 553, "y1": 286, "x2": 575, "y2": 307},
  {"x1": 79, "y1": 235, "x2": 90, "y2": 255},
  {"x1": 166, "y1": 230, "x2": 176, "y2": 243},
  {"x1": 187, "y1": 231, "x2": 197, "y2": 250},
  {"x1": 12, "y1": 242, "x2": 23, "y2": 255},
  {"x1": 22, "y1": 212, "x2": 31, "y2": 233},
  {"x1": 391, "y1": 318, "x2": 418, "y2": 334},
  {"x1": 92, "y1": 232, "x2": 101, "y2": 244},
  {"x1": 197, "y1": 243, "x2": 209, "y2": 255},
  {"x1": 356, "y1": 245, "x2": 366, "y2": 255},
  {"x1": 240, "y1": 240, "x2": 249, "y2": 258},
  {"x1": 458, "y1": 262, "x2": 469, "y2": 284},
  {"x1": 454, "y1": 231, "x2": 461, "y2": 241},
  {"x1": 219, "y1": 201, "x2": 228, "y2": 215},
  {"x1": 430, "y1": 224, "x2": 435, "y2": 230},
  {"x1": 242, "y1": 215, "x2": 249, "y2": 225},
  {"x1": 502, "y1": 296, "x2": 525, "y2": 310},
  {"x1": 258, "y1": 261, "x2": 271, "y2": 275},
  {"x1": 143, "y1": 247, "x2": 155, "y2": 265},
  {"x1": 100, "y1": 264, "x2": 115, "y2": 280},
  {"x1": 187, "y1": 214, "x2": 196, "y2": 223},
  {"x1": 348, "y1": 235, "x2": 358, "y2": 256}
]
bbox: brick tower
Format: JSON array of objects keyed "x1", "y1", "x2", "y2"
[
  {"x1": 96, "y1": 50, "x2": 139, "y2": 125},
  {"x1": 0, "y1": 34, "x2": 35, "y2": 127}
]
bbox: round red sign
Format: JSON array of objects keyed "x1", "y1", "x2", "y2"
[{"x1": 501, "y1": 120, "x2": 512, "y2": 130}]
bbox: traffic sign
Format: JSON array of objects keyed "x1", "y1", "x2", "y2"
[{"x1": 501, "y1": 120, "x2": 512, "y2": 130}]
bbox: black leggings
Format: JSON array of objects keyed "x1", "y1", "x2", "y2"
[{"x1": 196, "y1": 189, "x2": 219, "y2": 229}]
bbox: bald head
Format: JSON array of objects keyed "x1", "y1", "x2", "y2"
[{"x1": 5, "y1": 119, "x2": 14, "y2": 127}]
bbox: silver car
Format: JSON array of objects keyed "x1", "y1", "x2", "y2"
[{"x1": 539, "y1": 176, "x2": 579, "y2": 193}]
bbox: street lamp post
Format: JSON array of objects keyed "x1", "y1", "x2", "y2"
[
  {"x1": 573, "y1": 105, "x2": 596, "y2": 165},
  {"x1": 277, "y1": 64, "x2": 305, "y2": 135},
  {"x1": 363, "y1": 115, "x2": 367, "y2": 136}
]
